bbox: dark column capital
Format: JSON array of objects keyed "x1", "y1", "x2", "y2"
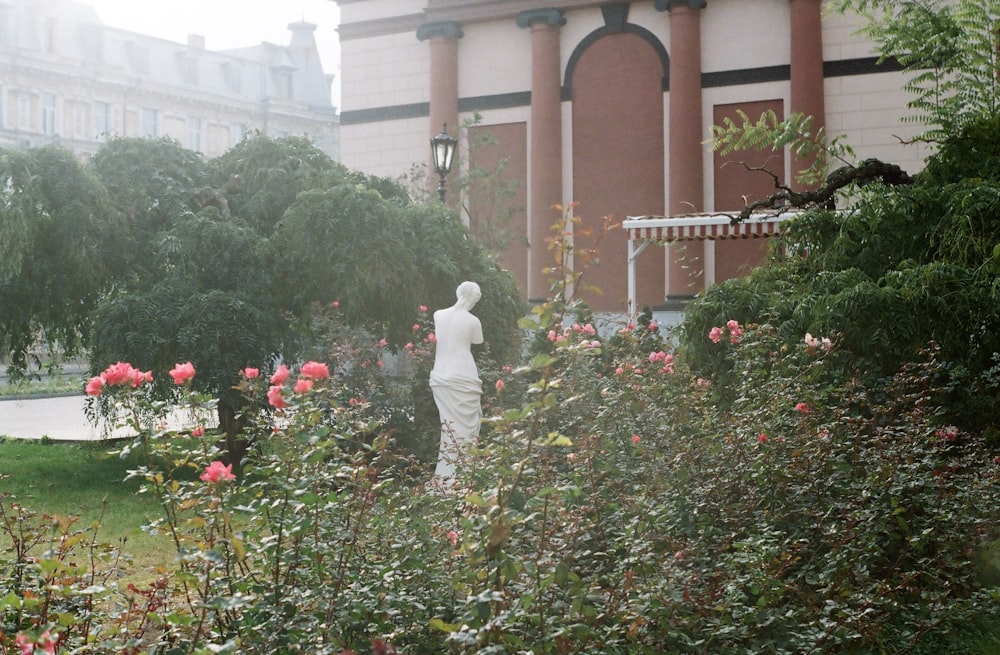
[
  {"x1": 654, "y1": 0, "x2": 707, "y2": 11},
  {"x1": 416, "y1": 20, "x2": 464, "y2": 41},
  {"x1": 516, "y1": 8, "x2": 565, "y2": 29}
]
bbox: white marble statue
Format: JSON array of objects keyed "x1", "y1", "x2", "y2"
[{"x1": 429, "y1": 281, "x2": 484, "y2": 482}]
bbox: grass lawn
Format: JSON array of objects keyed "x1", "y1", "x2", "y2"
[{"x1": 0, "y1": 439, "x2": 175, "y2": 578}]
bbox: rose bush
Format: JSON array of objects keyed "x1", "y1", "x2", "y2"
[{"x1": 2, "y1": 278, "x2": 999, "y2": 653}]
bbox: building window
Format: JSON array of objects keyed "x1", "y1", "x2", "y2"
[
  {"x1": 41, "y1": 93, "x2": 56, "y2": 136},
  {"x1": 180, "y1": 56, "x2": 199, "y2": 85},
  {"x1": 17, "y1": 95, "x2": 29, "y2": 131},
  {"x1": 140, "y1": 107, "x2": 157, "y2": 138},
  {"x1": 222, "y1": 62, "x2": 242, "y2": 93},
  {"x1": 93, "y1": 101, "x2": 110, "y2": 140},
  {"x1": 72, "y1": 102, "x2": 87, "y2": 139},
  {"x1": 207, "y1": 124, "x2": 230, "y2": 157},
  {"x1": 127, "y1": 42, "x2": 150, "y2": 75},
  {"x1": 188, "y1": 117, "x2": 202, "y2": 151},
  {"x1": 238, "y1": 123, "x2": 251, "y2": 145},
  {"x1": 80, "y1": 25, "x2": 103, "y2": 61}
]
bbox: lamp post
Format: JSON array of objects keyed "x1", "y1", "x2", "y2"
[{"x1": 430, "y1": 123, "x2": 457, "y2": 203}]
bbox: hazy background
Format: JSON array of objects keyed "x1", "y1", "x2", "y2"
[{"x1": 87, "y1": 0, "x2": 342, "y2": 108}]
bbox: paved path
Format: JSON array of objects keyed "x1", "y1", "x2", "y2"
[{"x1": 0, "y1": 395, "x2": 209, "y2": 442}]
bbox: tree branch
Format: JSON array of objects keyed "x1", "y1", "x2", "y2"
[{"x1": 735, "y1": 158, "x2": 914, "y2": 222}]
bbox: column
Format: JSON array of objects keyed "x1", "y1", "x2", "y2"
[
  {"x1": 657, "y1": 0, "x2": 706, "y2": 301},
  {"x1": 417, "y1": 21, "x2": 463, "y2": 183},
  {"x1": 789, "y1": 0, "x2": 826, "y2": 191},
  {"x1": 517, "y1": 9, "x2": 565, "y2": 303}
]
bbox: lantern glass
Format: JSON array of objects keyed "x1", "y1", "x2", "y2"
[{"x1": 431, "y1": 126, "x2": 457, "y2": 175}]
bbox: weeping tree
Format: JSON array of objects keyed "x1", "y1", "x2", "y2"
[
  {"x1": 0, "y1": 145, "x2": 119, "y2": 379},
  {"x1": 84, "y1": 134, "x2": 522, "y2": 462}
]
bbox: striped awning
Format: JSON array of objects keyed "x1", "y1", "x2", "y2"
[{"x1": 623, "y1": 212, "x2": 798, "y2": 242}]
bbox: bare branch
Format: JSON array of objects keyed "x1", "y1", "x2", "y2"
[{"x1": 733, "y1": 158, "x2": 914, "y2": 223}]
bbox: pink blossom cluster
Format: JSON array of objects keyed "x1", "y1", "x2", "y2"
[
  {"x1": 708, "y1": 319, "x2": 744, "y2": 345},
  {"x1": 614, "y1": 362, "x2": 643, "y2": 376},
  {"x1": 168, "y1": 361, "x2": 195, "y2": 385},
  {"x1": 200, "y1": 460, "x2": 236, "y2": 483},
  {"x1": 85, "y1": 361, "x2": 156, "y2": 396},
  {"x1": 15, "y1": 630, "x2": 57, "y2": 655},
  {"x1": 549, "y1": 322, "x2": 600, "y2": 348},
  {"x1": 936, "y1": 425, "x2": 959, "y2": 442},
  {"x1": 804, "y1": 333, "x2": 833, "y2": 350},
  {"x1": 266, "y1": 361, "x2": 331, "y2": 408},
  {"x1": 647, "y1": 350, "x2": 675, "y2": 374}
]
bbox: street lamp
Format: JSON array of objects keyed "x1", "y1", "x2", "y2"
[{"x1": 430, "y1": 123, "x2": 457, "y2": 203}]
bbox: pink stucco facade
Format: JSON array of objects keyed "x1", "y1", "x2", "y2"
[{"x1": 336, "y1": 0, "x2": 927, "y2": 311}]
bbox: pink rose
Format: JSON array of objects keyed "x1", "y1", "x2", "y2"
[
  {"x1": 300, "y1": 361, "x2": 330, "y2": 380},
  {"x1": 243, "y1": 367, "x2": 260, "y2": 378},
  {"x1": 267, "y1": 384, "x2": 287, "y2": 408},
  {"x1": 412, "y1": 323, "x2": 421, "y2": 331},
  {"x1": 294, "y1": 378, "x2": 314, "y2": 394},
  {"x1": 331, "y1": 300, "x2": 339, "y2": 308},
  {"x1": 804, "y1": 333, "x2": 819, "y2": 348},
  {"x1": 631, "y1": 434, "x2": 640, "y2": 444},
  {"x1": 129, "y1": 368, "x2": 153, "y2": 388},
  {"x1": 191, "y1": 426, "x2": 205, "y2": 438},
  {"x1": 447, "y1": 530, "x2": 459, "y2": 547},
  {"x1": 419, "y1": 305, "x2": 428, "y2": 313},
  {"x1": 169, "y1": 362, "x2": 195, "y2": 385},
  {"x1": 426, "y1": 333, "x2": 437, "y2": 343},
  {"x1": 200, "y1": 461, "x2": 236, "y2": 483},
  {"x1": 726, "y1": 320, "x2": 744, "y2": 344},
  {"x1": 103, "y1": 361, "x2": 136, "y2": 386},
  {"x1": 709, "y1": 326, "x2": 724, "y2": 343},
  {"x1": 85, "y1": 376, "x2": 105, "y2": 396},
  {"x1": 795, "y1": 402, "x2": 810, "y2": 414},
  {"x1": 495, "y1": 379, "x2": 505, "y2": 392},
  {"x1": 757, "y1": 433, "x2": 768, "y2": 444},
  {"x1": 270, "y1": 364, "x2": 290, "y2": 385}
]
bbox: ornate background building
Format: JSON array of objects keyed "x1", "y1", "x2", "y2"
[
  {"x1": 336, "y1": 0, "x2": 929, "y2": 312},
  {"x1": 0, "y1": 0, "x2": 340, "y2": 160}
]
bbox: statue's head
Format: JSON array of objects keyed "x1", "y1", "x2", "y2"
[{"x1": 456, "y1": 281, "x2": 482, "y2": 308}]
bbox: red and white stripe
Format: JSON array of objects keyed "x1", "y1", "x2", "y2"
[{"x1": 623, "y1": 212, "x2": 798, "y2": 242}]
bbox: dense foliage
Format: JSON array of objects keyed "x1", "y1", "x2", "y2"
[
  {"x1": 684, "y1": 0, "x2": 1000, "y2": 435},
  {"x1": 2, "y1": 280, "x2": 999, "y2": 653},
  {"x1": 0, "y1": 147, "x2": 118, "y2": 378},
  {"x1": 1, "y1": 134, "x2": 523, "y2": 455}
]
